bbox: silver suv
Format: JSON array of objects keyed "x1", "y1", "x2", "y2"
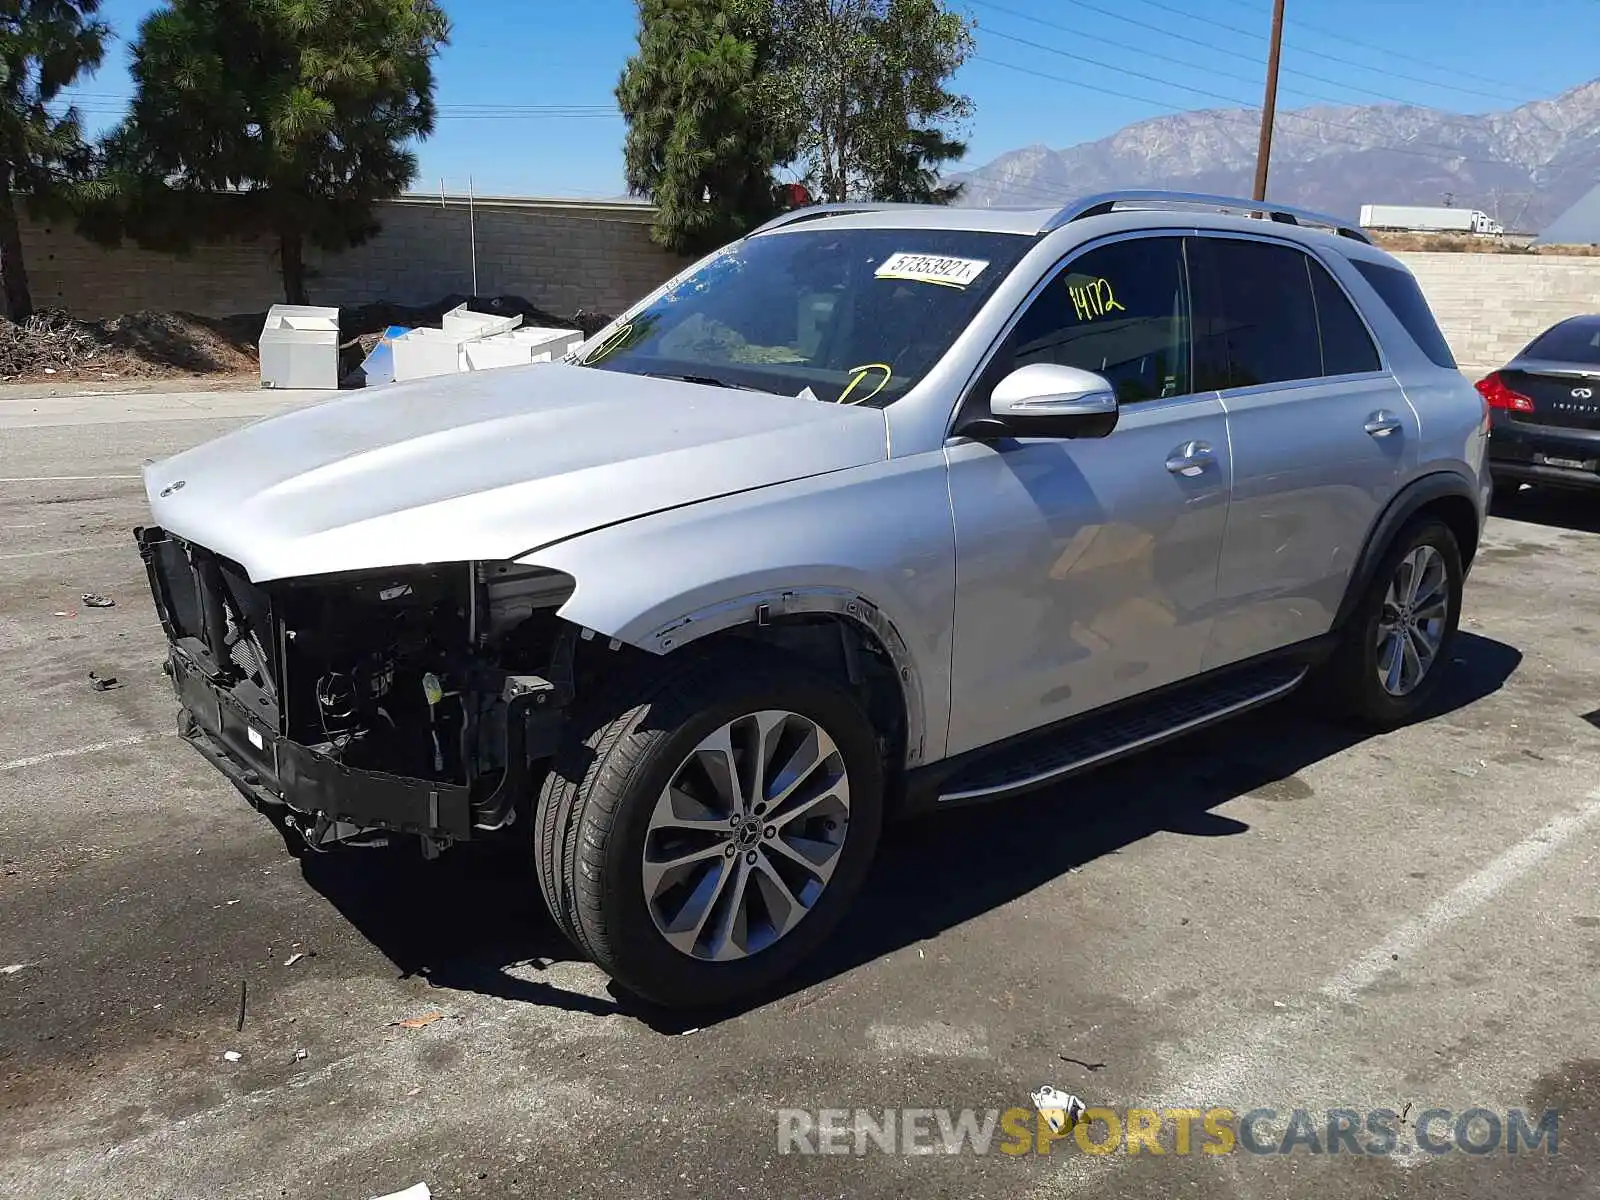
[{"x1": 134, "y1": 191, "x2": 1490, "y2": 1009}]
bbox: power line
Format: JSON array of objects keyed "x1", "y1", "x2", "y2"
[
  {"x1": 1202, "y1": 0, "x2": 1534, "y2": 99},
  {"x1": 966, "y1": 0, "x2": 1263, "y2": 92},
  {"x1": 969, "y1": 53, "x2": 1521, "y2": 173},
  {"x1": 968, "y1": 0, "x2": 1498, "y2": 113},
  {"x1": 1021, "y1": 0, "x2": 1535, "y2": 108},
  {"x1": 973, "y1": 32, "x2": 1514, "y2": 167},
  {"x1": 983, "y1": 27, "x2": 1264, "y2": 109}
]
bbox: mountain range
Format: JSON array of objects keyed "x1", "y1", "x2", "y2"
[{"x1": 949, "y1": 79, "x2": 1600, "y2": 232}]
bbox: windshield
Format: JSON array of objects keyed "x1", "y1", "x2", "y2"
[
  {"x1": 576, "y1": 227, "x2": 1032, "y2": 406},
  {"x1": 1524, "y1": 317, "x2": 1600, "y2": 364}
]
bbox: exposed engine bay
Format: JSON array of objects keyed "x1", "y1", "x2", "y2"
[{"x1": 137, "y1": 526, "x2": 582, "y2": 854}]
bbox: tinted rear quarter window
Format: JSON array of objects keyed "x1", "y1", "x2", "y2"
[
  {"x1": 1522, "y1": 318, "x2": 1600, "y2": 363},
  {"x1": 1350, "y1": 259, "x2": 1456, "y2": 369},
  {"x1": 1193, "y1": 238, "x2": 1322, "y2": 387}
]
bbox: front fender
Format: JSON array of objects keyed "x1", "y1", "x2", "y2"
[{"x1": 519, "y1": 455, "x2": 958, "y2": 765}]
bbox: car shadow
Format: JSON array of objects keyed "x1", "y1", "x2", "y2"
[
  {"x1": 299, "y1": 631, "x2": 1522, "y2": 1033},
  {"x1": 1492, "y1": 483, "x2": 1600, "y2": 534}
]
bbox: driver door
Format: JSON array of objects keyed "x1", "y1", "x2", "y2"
[{"x1": 943, "y1": 234, "x2": 1233, "y2": 757}]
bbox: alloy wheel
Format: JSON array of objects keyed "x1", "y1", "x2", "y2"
[
  {"x1": 642, "y1": 710, "x2": 851, "y2": 962},
  {"x1": 1374, "y1": 544, "x2": 1450, "y2": 697}
]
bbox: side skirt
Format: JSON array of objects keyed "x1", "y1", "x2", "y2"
[{"x1": 897, "y1": 637, "x2": 1335, "y2": 816}]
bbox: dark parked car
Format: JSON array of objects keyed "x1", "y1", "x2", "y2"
[{"x1": 1479, "y1": 315, "x2": 1600, "y2": 492}]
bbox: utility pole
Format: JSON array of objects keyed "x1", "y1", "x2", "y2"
[{"x1": 1252, "y1": 0, "x2": 1286, "y2": 202}]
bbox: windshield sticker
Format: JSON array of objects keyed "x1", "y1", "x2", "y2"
[
  {"x1": 838, "y1": 362, "x2": 893, "y2": 405},
  {"x1": 1068, "y1": 276, "x2": 1126, "y2": 322},
  {"x1": 874, "y1": 252, "x2": 989, "y2": 290}
]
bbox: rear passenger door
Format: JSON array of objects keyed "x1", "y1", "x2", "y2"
[{"x1": 1192, "y1": 234, "x2": 1414, "y2": 670}]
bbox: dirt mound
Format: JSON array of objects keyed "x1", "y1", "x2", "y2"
[
  {"x1": 0, "y1": 308, "x2": 258, "y2": 382},
  {"x1": 0, "y1": 294, "x2": 613, "y2": 385}
]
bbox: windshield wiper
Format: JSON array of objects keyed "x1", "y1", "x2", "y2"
[{"x1": 641, "y1": 371, "x2": 738, "y2": 389}]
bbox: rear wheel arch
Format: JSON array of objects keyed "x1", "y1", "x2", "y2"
[{"x1": 1335, "y1": 472, "x2": 1481, "y2": 631}]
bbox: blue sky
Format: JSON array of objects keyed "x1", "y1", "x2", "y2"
[{"x1": 63, "y1": 0, "x2": 1600, "y2": 199}]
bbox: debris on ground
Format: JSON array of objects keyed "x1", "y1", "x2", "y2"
[
  {"x1": 1058, "y1": 1056, "x2": 1106, "y2": 1072},
  {"x1": 81, "y1": 592, "x2": 115, "y2": 608},
  {"x1": 1, "y1": 293, "x2": 611, "y2": 385},
  {"x1": 1, "y1": 963, "x2": 29, "y2": 976},
  {"x1": 222, "y1": 1050, "x2": 242, "y2": 1063},
  {"x1": 87, "y1": 672, "x2": 122, "y2": 692},
  {"x1": 1031, "y1": 1085, "x2": 1087, "y2": 1134},
  {"x1": 237, "y1": 979, "x2": 248, "y2": 1031},
  {"x1": 393, "y1": 1012, "x2": 445, "y2": 1030},
  {"x1": 370, "y1": 1184, "x2": 430, "y2": 1200},
  {"x1": 336, "y1": 294, "x2": 610, "y2": 385},
  {"x1": 52, "y1": 610, "x2": 75, "y2": 618},
  {"x1": 0, "y1": 308, "x2": 259, "y2": 383},
  {"x1": 283, "y1": 952, "x2": 307, "y2": 967}
]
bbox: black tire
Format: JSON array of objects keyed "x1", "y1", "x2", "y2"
[
  {"x1": 534, "y1": 645, "x2": 884, "y2": 1009},
  {"x1": 1325, "y1": 516, "x2": 1463, "y2": 729}
]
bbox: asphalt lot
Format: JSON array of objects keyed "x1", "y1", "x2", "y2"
[{"x1": 3, "y1": 385, "x2": 1600, "y2": 1200}]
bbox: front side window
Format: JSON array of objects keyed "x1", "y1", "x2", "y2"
[
  {"x1": 577, "y1": 227, "x2": 1031, "y2": 407},
  {"x1": 979, "y1": 236, "x2": 1193, "y2": 409}
]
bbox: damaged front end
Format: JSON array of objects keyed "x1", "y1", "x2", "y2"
[{"x1": 135, "y1": 526, "x2": 578, "y2": 855}]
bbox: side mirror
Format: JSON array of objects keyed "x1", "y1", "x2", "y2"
[{"x1": 961, "y1": 363, "x2": 1120, "y2": 440}]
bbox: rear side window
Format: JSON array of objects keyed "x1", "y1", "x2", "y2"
[
  {"x1": 1522, "y1": 318, "x2": 1600, "y2": 363},
  {"x1": 1309, "y1": 260, "x2": 1381, "y2": 374},
  {"x1": 1192, "y1": 238, "x2": 1323, "y2": 387},
  {"x1": 1350, "y1": 259, "x2": 1457, "y2": 369}
]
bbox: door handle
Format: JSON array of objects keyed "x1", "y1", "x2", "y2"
[
  {"x1": 1364, "y1": 411, "x2": 1402, "y2": 437},
  {"x1": 1165, "y1": 440, "x2": 1215, "y2": 476}
]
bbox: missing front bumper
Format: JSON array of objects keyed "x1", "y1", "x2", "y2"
[{"x1": 171, "y1": 646, "x2": 474, "y2": 842}]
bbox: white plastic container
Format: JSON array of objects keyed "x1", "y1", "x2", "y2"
[
  {"x1": 441, "y1": 304, "x2": 522, "y2": 341},
  {"x1": 462, "y1": 326, "x2": 583, "y2": 371},
  {"x1": 258, "y1": 304, "x2": 340, "y2": 390},
  {"x1": 391, "y1": 327, "x2": 469, "y2": 382}
]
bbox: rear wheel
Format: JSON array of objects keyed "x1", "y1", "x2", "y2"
[
  {"x1": 535, "y1": 647, "x2": 883, "y2": 1009},
  {"x1": 1325, "y1": 516, "x2": 1463, "y2": 729}
]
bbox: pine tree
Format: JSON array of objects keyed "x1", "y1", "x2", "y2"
[
  {"x1": 88, "y1": 0, "x2": 447, "y2": 304},
  {"x1": 617, "y1": 0, "x2": 795, "y2": 255}
]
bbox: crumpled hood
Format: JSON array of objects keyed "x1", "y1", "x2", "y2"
[{"x1": 143, "y1": 362, "x2": 889, "y2": 581}]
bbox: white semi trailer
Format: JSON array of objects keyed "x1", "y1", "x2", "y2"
[{"x1": 1358, "y1": 204, "x2": 1504, "y2": 235}]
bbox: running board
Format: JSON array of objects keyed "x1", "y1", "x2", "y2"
[{"x1": 938, "y1": 663, "x2": 1309, "y2": 804}]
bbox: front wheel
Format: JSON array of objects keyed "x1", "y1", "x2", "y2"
[
  {"x1": 1325, "y1": 516, "x2": 1464, "y2": 729},
  {"x1": 535, "y1": 647, "x2": 884, "y2": 1009}
]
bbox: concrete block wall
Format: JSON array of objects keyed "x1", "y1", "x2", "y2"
[
  {"x1": 1393, "y1": 251, "x2": 1600, "y2": 373},
  {"x1": 20, "y1": 217, "x2": 281, "y2": 317},
  {"x1": 17, "y1": 195, "x2": 689, "y2": 321},
  {"x1": 15, "y1": 202, "x2": 1600, "y2": 376}
]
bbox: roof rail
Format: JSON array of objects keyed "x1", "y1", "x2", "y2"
[
  {"x1": 1047, "y1": 190, "x2": 1372, "y2": 244},
  {"x1": 747, "y1": 202, "x2": 920, "y2": 237}
]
